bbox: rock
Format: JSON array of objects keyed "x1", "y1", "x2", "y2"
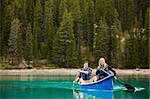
[
  {"x1": 27, "y1": 64, "x2": 32, "y2": 69},
  {"x1": 136, "y1": 68, "x2": 140, "y2": 71},
  {"x1": 18, "y1": 60, "x2": 28, "y2": 69}
]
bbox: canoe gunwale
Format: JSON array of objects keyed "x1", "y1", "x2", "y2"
[{"x1": 80, "y1": 74, "x2": 114, "y2": 86}]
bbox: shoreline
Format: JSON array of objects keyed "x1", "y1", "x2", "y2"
[{"x1": 0, "y1": 69, "x2": 149, "y2": 76}]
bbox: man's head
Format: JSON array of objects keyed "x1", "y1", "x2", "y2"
[
  {"x1": 99, "y1": 57, "x2": 106, "y2": 66},
  {"x1": 83, "y1": 61, "x2": 88, "y2": 69}
]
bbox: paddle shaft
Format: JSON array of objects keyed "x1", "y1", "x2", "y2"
[
  {"x1": 115, "y1": 78, "x2": 135, "y2": 92},
  {"x1": 109, "y1": 67, "x2": 135, "y2": 92},
  {"x1": 115, "y1": 78, "x2": 125, "y2": 84}
]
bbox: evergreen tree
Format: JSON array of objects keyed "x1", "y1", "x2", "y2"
[
  {"x1": 80, "y1": 0, "x2": 93, "y2": 52},
  {"x1": 139, "y1": 8, "x2": 149, "y2": 68},
  {"x1": 0, "y1": 0, "x2": 1, "y2": 29},
  {"x1": 33, "y1": 0, "x2": 42, "y2": 58},
  {"x1": 16, "y1": 21, "x2": 23, "y2": 64},
  {"x1": 25, "y1": 0, "x2": 34, "y2": 34},
  {"x1": 59, "y1": 0, "x2": 67, "y2": 22},
  {"x1": 25, "y1": 23, "x2": 33, "y2": 62},
  {"x1": 94, "y1": 17, "x2": 109, "y2": 64},
  {"x1": 80, "y1": 0, "x2": 88, "y2": 44},
  {"x1": 26, "y1": 0, "x2": 33, "y2": 24},
  {"x1": 1, "y1": 3, "x2": 14, "y2": 60},
  {"x1": 0, "y1": 0, "x2": 149, "y2": 69},
  {"x1": 0, "y1": 0, "x2": 1, "y2": 57},
  {"x1": 8, "y1": 18, "x2": 21, "y2": 64},
  {"x1": 125, "y1": 21, "x2": 138, "y2": 68},
  {"x1": 45, "y1": 0, "x2": 55, "y2": 59},
  {"x1": 52, "y1": 0, "x2": 61, "y2": 27},
  {"x1": 110, "y1": 9, "x2": 122, "y2": 67},
  {"x1": 52, "y1": 9, "x2": 77, "y2": 68},
  {"x1": 69, "y1": 0, "x2": 82, "y2": 65},
  {"x1": 15, "y1": 0, "x2": 27, "y2": 60}
]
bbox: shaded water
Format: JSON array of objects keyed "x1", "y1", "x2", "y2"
[{"x1": 0, "y1": 75, "x2": 149, "y2": 99}]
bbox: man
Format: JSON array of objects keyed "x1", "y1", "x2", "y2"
[
  {"x1": 93, "y1": 57, "x2": 116, "y2": 82},
  {"x1": 73, "y1": 61, "x2": 92, "y2": 84}
]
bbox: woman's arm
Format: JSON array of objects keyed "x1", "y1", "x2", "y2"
[{"x1": 108, "y1": 66, "x2": 116, "y2": 76}]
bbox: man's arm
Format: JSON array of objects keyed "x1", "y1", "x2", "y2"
[{"x1": 80, "y1": 70, "x2": 89, "y2": 74}]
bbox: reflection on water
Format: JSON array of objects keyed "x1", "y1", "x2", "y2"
[
  {"x1": 73, "y1": 89, "x2": 113, "y2": 99},
  {"x1": 0, "y1": 75, "x2": 75, "y2": 81},
  {"x1": 0, "y1": 75, "x2": 149, "y2": 99}
]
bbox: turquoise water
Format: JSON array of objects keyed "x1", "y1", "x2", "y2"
[{"x1": 0, "y1": 75, "x2": 149, "y2": 99}]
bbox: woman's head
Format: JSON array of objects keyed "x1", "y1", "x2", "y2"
[
  {"x1": 83, "y1": 61, "x2": 88, "y2": 69},
  {"x1": 99, "y1": 57, "x2": 106, "y2": 67}
]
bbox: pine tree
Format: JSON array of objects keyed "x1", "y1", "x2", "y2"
[
  {"x1": 26, "y1": 0, "x2": 33, "y2": 24},
  {"x1": 69, "y1": 0, "x2": 82, "y2": 65},
  {"x1": 45, "y1": 0, "x2": 55, "y2": 59},
  {"x1": 52, "y1": 9, "x2": 77, "y2": 68},
  {"x1": 33, "y1": 0, "x2": 42, "y2": 58},
  {"x1": 80, "y1": 0, "x2": 89, "y2": 45},
  {"x1": 94, "y1": 17, "x2": 109, "y2": 64},
  {"x1": 140, "y1": 8, "x2": 149, "y2": 68},
  {"x1": 25, "y1": 0, "x2": 34, "y2": 34},
  {"x1": 0, "y1": 0, "x2": 1, "y2": 57},
  {"x1": 80, "y1": 0, "x2": 94, "y2": 55},
  {"x1": 8, "y1": 18, "x2": 21, "y2": 64},
  {"x1": 59, "y1": 0, "x2": 82, "y2": 65},
  {"x1": 110, "y1": 9, "x2": 122, "y2": 67},
  {"x1": 16, "y1": 0, "x2": 27, "y2": 61},
  {"x1": 25, "y1": 23, "x2": 33, "y2": 62},
  {"x1": 1, "y1": 3, "x2": 14, "y2": 59},
  {"x1": 59, "y1": 0, "x2": 67, "y2": 22}
]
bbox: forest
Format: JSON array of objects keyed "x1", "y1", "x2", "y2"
[{"x1": 0, "y1": 0, "x2": 149, "y2": 69}]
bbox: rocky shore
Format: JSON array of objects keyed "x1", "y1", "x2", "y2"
[{"x1": 0, "y1": 68, "x2": 149, "y2": 76}]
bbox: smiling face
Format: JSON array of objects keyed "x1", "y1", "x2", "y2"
[
  {"x1": 83, "y1": 62, "x2": 88, "y2": 69},
  {"x1": 99, "y1": 57, "x2": 105, "y2": 67}
]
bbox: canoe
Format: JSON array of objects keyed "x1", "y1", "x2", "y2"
[{"x1": 79, "y1": 74, "x2": 114, "y2": 90}]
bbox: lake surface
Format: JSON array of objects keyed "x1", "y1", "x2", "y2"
[{"x1": 0, "y1": 75, "x2": 149, "y2": 99}]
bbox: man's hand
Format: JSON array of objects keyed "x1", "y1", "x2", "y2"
[{"x1": 80, "y1": 70, "x2": 88, "y2": 74}]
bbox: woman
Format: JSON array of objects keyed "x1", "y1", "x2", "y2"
[{"x1": 93, "y1": 57, "x2": 116, "y2": 82}]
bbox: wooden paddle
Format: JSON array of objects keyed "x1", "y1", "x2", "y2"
[{"x1": 115, "y1": 77, "x2": 135, "y2": 92}]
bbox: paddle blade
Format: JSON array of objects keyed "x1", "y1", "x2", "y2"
[{"x1": 124, "y1": 83, "x2": 135, "y2": 92}]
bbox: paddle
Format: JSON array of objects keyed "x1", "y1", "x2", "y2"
[
  {"x1": 108, "y1": 66, "x2": 135, "y2": 92},
  {"x1": 115, "y1": 77, "x2": 135, "y2": 92},
  {"x1": 73, "y1": 71, "x2": 80, "y2": 85}
]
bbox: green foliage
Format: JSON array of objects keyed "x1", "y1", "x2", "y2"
[
  {"x1": 59, "y1": 0, "x2": 67, "y2": 22},
  {"x1": 69, "y1": 0, "x2": 82, "y2": 66},
  {"x1": 0, "y1": 0, "x2": 1, "y2": 56},
  {"x1": 25, "y1": 23, "x2": 33, "y2": 62},
  {"x1": 33, "y1": 0, "x2": 43, "y2": 58},
  {"x1": 8, "y1": 18, "x2": 21, "y2": 64},
  {"x1": 0, "y1": 0, "x2": 149, "y2": 68},
  {"x1": 109, "y1": 9, "x2": 123, "y2": 67},
  {"x1": 25, "y1": 0, "x2": 33, "y2": 24},
  {"x1": 94, "y1": 17, "x2": 109, "y2": 64},
  {"x1": 52, "y1": 9, "x2": 77, "y2": 67},
  {"x1": 1, "y1": 3, "x2": 14, "y2": 58},
  {"x1": 45, "y1": 0, "x2": 55, "y2": 59}
]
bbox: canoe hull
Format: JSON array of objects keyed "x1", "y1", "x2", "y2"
[{"x1": 80, "y1": 75, "x2": 113, "y2": 90}]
